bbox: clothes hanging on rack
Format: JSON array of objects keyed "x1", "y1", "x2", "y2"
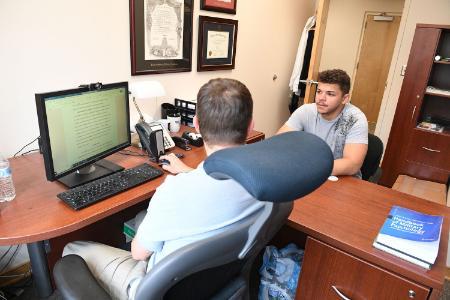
[
  {"x1": 288, "y1": 16, "x2": 316, "y2": 114},
  {"x1": 289, "y1": 30, "x2": 315, "y2": 113},
  {"x1": 289, "y1": 16, "x2": 316, "y2": 95}
]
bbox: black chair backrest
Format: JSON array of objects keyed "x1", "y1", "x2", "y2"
[
  {"x1": 204, "y1": 131, "x2": 334, "y2": 203},
  {"x1": 361, "y1": 133, "x2": 383, "y2": 181}
]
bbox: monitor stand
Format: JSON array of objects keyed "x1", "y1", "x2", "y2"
[{"x1": 58, "y1": 159, "x2": 124, "y2": 188}]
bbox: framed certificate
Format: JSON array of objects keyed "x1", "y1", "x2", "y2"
[
  {"x1": 197, "y1": 16, "x2": 238, "y2": 72},
  {"x1": 130, "y1": 0, "x2": 193, "y2": 75},
  {"x1": 200, "y1": 0, "x2": 237, "y2": 14}
]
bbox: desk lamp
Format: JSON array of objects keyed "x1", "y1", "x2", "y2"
[{"x1": 129, "y1": 80, "x2": 166, "y2": 123}]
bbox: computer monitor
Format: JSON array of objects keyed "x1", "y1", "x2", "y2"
[{"x1": 35, "y1": 82, "x2": 131, "y2": 188}]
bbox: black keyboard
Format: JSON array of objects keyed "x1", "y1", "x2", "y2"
[{"x1": 57, "y1": 163, "x2": 163, "y2": 210}]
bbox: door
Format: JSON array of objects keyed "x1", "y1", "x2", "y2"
[{"x1": 351, "y1": 14, "x2": 401, "y2": 132}]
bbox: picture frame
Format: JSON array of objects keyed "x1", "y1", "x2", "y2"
[
  {"x1": 129, "y1": 0, "x2": 193, "y2": 75},
  {"x1": 200, "y1": 0, "x2": 237, "y2": 14},
  {"x1": 197, "y1": 16, "x2": 238, "y2": 72}
]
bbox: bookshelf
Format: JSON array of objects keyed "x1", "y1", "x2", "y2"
[{"x1": 380, "y1": 24, "x2": 450, "y2": 187}]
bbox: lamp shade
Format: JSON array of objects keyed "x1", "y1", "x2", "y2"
[{"x1": 130, "y1": 80, "x2": 166, "y2": 99}]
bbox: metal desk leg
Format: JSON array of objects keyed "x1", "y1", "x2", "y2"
[{"x1": 27, "y1": 241, "x2": 53, "y2": 298}]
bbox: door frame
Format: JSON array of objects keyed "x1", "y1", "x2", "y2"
[{"x1": 303, "y1": 0, "x2": 330, "y2": 103}]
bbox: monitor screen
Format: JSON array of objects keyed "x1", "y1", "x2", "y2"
[{"x1": 35, "y1": 82, "x2": 131, "y2": 186}]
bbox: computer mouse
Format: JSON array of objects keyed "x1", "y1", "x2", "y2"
[
  {"x1": 158, "y1": 159, "x2": 170, "y2": 166},
  {"x1": 158, "y1": 154, "x2": 183, "y2": 166}
]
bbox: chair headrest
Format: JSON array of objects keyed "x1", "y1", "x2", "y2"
[{"x1": 204, "y1": 131, "x2": 333, "y2": 203}]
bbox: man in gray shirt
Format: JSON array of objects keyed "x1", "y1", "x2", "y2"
[{"x1": 278, "y1": 69, "x2": 368, "y2": 178}]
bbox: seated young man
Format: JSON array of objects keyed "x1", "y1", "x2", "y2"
[
  {"x1": 278, "y1": 69, "x2": 368, "y2": 178},
  {"x1": 63, "y1": 78, "x2": 263, "y2": 300}
]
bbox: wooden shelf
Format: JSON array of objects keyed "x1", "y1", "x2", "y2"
[
  {"x1": 414, "y1": 126, "x2": 450, "y2": 137},
  {"x1": 434, "y1": 60, "x2": 450, "y2": 64},
  {"x1": 424, "y1": 91, "x2": 450, "y2": 99}
]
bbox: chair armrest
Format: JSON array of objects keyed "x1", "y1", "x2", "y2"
[{"x1": 53, "y1": 254, "x2": 111, "y2": 300}]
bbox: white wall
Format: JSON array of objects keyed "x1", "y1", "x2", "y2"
[
  {"x1": 0, "y1": 0, "x2": 315, "y2": 158},
  {"x1": 376, "y1": 0, "x2": 450, "y2": 145},
  {"x1": 319, "y1": 0, "x2": 404, "y2": 77}
]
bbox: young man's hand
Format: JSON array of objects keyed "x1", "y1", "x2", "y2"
[{"x1": 159, "y1": 153, "x2": 193, "y2": 174}]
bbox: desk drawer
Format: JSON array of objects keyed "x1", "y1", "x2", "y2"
[
  {"x1": 406, "y1": 129, "x2": 450, "y2": 171},
  {"x1": 296, "y1": 238, "x2": 430, "y2": 300}
]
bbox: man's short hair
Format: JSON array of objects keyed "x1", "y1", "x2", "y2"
[
  {"x1": 197, "y1": 78, "x2": 253, "y2": 145},
  {"x1": 318, "y1": 69, "x2": 351, "y2": 95}
]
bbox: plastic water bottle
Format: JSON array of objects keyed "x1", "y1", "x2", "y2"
[{"x1": 0, "y1": 154, "x2": 16, "y2": 202}]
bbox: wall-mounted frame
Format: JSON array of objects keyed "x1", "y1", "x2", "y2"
[
  {"x1": 197, "y1": 16, "x2": 238, "y2": 72},
  {"x1": 130, "y1": 0, "x2": 193, "y2": 75},
  {"x1": 200, "y1": 0, "x2": 237, "y2": 14}
]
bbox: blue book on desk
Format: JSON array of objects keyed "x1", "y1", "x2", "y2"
[{"x1": 373, "y1": 206, "x2": 443, "y2": 269}]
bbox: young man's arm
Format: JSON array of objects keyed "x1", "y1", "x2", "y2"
[
  {"x1": 277, "y1": 105, "x2": 307, "y2": 134},
  {"x1": 332, "y1": 143, "x2": 367, "y2": 176},
  {"x1": 277, "y1": 124, "x2": 296, "y2": 134}
]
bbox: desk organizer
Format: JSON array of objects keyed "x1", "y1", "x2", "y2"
[{"x1": 175, "y1": 98, "x2": 196, "y2": 127}]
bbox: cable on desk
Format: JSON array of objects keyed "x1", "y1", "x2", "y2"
[
  {"x1": 118, "y1": 150, "x2": 163, "y2": 165},
  {"x1": 20, "y1": 149, "x2": 39, "y2": 156},
  {"x1": 13, "y1": 137, "x2": 39, "y2": 158},
  {"x1": 119, "y1": 149, "x2": 146, "y2": 157}
]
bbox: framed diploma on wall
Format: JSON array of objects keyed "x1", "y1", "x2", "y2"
[
  {"x1": 197, "y1": 16, "x2": 238, "y2": 72},
  {"x1": 130, "y1": 0, "x2": 193, "y2": 75},
  {"x1": 200, "y1": 0, "x2": 237, "y2": 14}
]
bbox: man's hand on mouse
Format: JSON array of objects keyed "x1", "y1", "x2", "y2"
[{"x1": 159, "y1": 153, "x2": 193, "y2": 174}]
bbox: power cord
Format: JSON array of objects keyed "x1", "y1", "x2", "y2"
[
  {"x1": 0, "y1": 290, "x2": 7, "y2": 300},
  {"x1": 119, "y1": 149, "x2": 146, "y2": 157},
  {"x1": 0, "y1": 273, "x2": 33, "y2": 299},
  {"x1": 0, "y1": 246, "x2": 20, "y2": 274},
  {"x1": 13, "y1": 137, "x2": 39, "y2": 158},
  {"x1": 119, "y1": 150, "x2": 157, "y2": 162},
  {"x1": 0, "y1": 247, "x2": 12, "y2": 265},
  {"x1": 19, "y1": 149, "x2": 39, "y2": 156}
]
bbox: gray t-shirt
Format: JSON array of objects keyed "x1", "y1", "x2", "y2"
[{"x1": 286, "y1": 103, "x2": 368, "y2": 177}]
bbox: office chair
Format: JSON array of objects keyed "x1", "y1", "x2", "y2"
[
  {"x1": 361, "y1": 133, "x2": 384, "y2": 183},
  {"x1": 53, "y1": 131, "x2": 333, "y2": 300}
]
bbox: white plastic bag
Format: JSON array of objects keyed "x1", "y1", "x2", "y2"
[{"x1": 258, "y1": 243, "x2": 304, "y2": 300}]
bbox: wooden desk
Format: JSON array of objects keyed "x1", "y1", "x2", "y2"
[
  {"x1": 287, "y1": 177, "x2": 449, "y2": 299},
  {"x1": 2, "y1": 129, "x2": 448, "y2": 299},
  {"x1": 0, "y1": 128, "x2": 264, "y2": 297}
]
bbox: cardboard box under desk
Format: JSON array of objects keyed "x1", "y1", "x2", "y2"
[{"x1": 392, "y1": 175, "x2": 447, "y2": 205}]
